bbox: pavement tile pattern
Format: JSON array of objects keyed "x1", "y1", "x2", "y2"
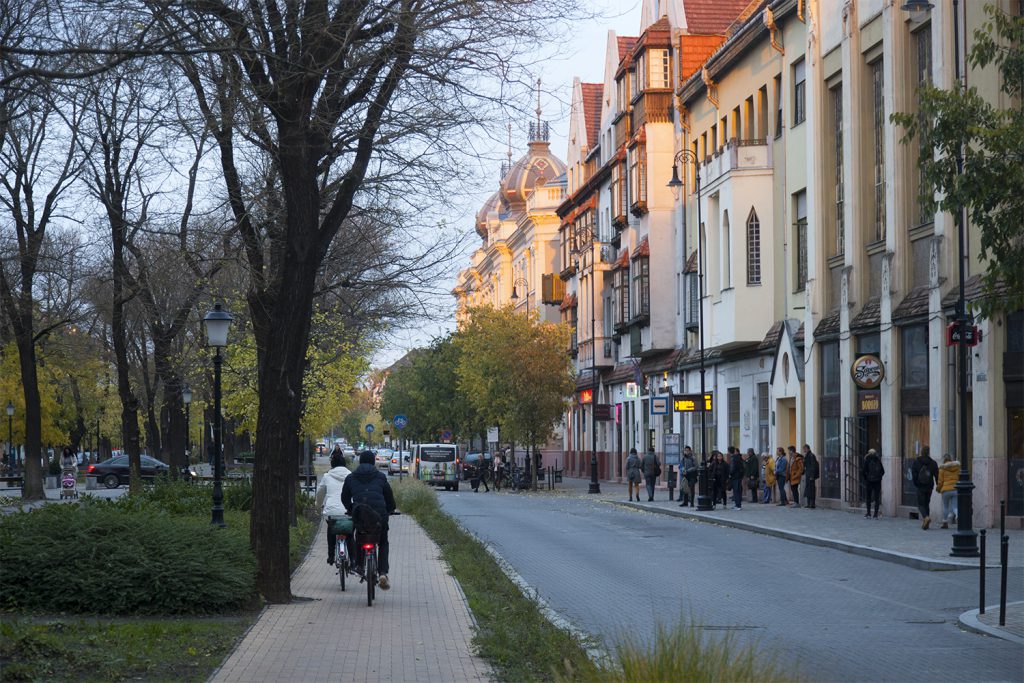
[{"x1": 211, "y1": 515, "x2": 490, "y2": 683}]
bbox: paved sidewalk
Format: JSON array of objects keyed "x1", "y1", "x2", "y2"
[{"x1": 211, "y1": 515, "x2": 490, "y2": 683}]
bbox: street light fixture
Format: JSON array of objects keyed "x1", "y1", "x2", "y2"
[
  {"x1": 573, "y1": 224, "x2": 601, "y2": 495},
  {"x1": 182, "y1": 384, "x2": 193, "y2": 472},
  {"x1": 900, "y1": 0, "x2": 977, "y2": 557},
  {"x1": 668, "y1": 150, "x2": 712, "y2": 511},
  {"x1": 510, "y1": 276, "x2": 530, "y2": 318},
  {"x1": 5, "y1": 401, "x2": 13, "y2": 473},
  {"x1": 203, "y1": 302, "x2": 233, "y2": 528}
]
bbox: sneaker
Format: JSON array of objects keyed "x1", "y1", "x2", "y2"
[
  {"x1": 378, "y1": 575, "x2": 390, "y2": 590},
  {"x1": 922, "y1": 516, "x2": 931, "y2": 530},
  {"x1": 731, "y1": 506, "x2": 742, "y2": 511}
]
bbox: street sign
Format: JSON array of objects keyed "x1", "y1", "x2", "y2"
[
  {"x1": 650, "y1": 395, "x2": 670, "y2": 415},
  {"x1": 593, "y1": 404, "x2": 613, "y2": 421},
  {"x1": 393, "y1": 414, "x2": 408, "y2": 430},
  {"x1": 663, "y1": 433, "x2": 681, "y2": 465},
  {"x1": 673, "y1": 393, "x2": 713, "y2": 413},
  {"x1": 487, "y1": 426, "x2": 499, "y2": 442},
  {"x1": 365, "y1": 424, "x2": 375, "y2": 433},
  {"x1": 946, "y1": 323, "x2": 981, "y2": 347},
  {"x1": 441, "y1": 429, "x2": 453, "y2": 442}
]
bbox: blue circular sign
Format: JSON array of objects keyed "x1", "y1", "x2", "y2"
[
  {"x1": 393, "y1": 414, "x2": 408, "y2": 430},
  {"x1": 365, "y1": 424, "x2": 375, "y2": 433},
  {"x1": 441, "y1": 429, "x2": 453, "y2": 442}
]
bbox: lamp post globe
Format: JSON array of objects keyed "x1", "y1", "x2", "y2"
[{"x1": 203, "y1": 303, "x2": 233, "y2": 527}]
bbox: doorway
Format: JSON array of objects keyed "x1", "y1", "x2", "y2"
[{"x1": 776, "y1": 398, "x2": 797, "y2": 448}]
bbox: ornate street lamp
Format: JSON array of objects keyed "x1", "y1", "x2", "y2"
[
  {"x1": 669, "y1": 150, "x2": 712, "y2": 511},
  {"x1": 900, "y1": 0, "x2": 977, "y2": 557},
  {"x1": 203, "y1": 303, "x2": 233, "y2": 528},
  {"x1": 182, "y1": 384, "x2": 193, "y2": 471},
  {"x1": 510, "y1": 276, "x2": 530, "y2": 318},
  {"x1": 5, "y1": 401, "x2": 13, "y2": 473}
]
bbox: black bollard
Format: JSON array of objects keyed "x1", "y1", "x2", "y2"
[
  {"x1": 999, "y1": 534, "x2": 1008, "y2": 627},
  {"x1": 979, "y1": 529, "x2": 986, "y2": 615},
  {"x1": 1000, "y1": 500, "x2": 1006, "y2": 539}
]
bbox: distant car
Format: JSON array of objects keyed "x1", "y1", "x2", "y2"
[
  {"x1": 388, "y1": 451, "x2": 412, "y2": 475},
  {"x1": 87, "y1": 454, "x2": 171, "y2": 489},
  {"x1": 314, "y1": 442, "x2": 328, "y2": 455},
  {"x1": 374, "y1": 449, "x2": 393, "y2": 470},
  {"x1": 462, "y1": 453, "x2": 493, "y2": 481}
]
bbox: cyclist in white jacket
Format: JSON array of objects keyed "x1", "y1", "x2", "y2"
[{"x1": 316, "y1": 449, "x2": 352, "y2": 565}]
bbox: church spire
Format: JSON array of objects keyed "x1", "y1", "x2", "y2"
[{"x1": 528, "y1": 77, "x2": 549, "y2": 142}]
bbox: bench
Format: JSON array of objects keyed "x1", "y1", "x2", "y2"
[{"x1": 0, "y1": 475, "x2": 23, "y2": 489}]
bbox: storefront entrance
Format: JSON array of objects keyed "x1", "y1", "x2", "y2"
[{"x1": 844, "y1": 414, "x2": 881, "y2": 506}]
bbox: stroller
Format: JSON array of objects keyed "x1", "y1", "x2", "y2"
[{"x1": 60, "y1": 467, "x2": 78, "y2": 499}]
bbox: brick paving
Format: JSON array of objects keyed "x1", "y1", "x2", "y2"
[
  {"x1": 211, "y1": 514, "x2": 490, "y2": 683},
  {"x1": 978, "y1": 601, "x2": 1024, "y2": 640}
]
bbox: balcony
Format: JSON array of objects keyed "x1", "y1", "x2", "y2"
[
  {"x1": 630, "y1": 90, "x2": 673, "y2": 129},
  {"x1": 701, "y1": 137, "x2": 771, "y2": 187},
  {"x1": 613, "y1": 113, "x2": 631, "y2": 148}
]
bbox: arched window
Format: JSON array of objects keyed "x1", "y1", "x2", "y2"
[{"x1": 746, "y1": 208, "x2": 761, "y2": 285}]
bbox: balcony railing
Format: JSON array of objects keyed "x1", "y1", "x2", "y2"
[
  {"x1": 631, "y1": 90, "x2": 673, "y2": 129},
  {"x1": 701, "y1": 137, "x2": 771, "y2": 186},
  {"x1": 614, "y1": 113, "x2": 631, "y2": 148}
]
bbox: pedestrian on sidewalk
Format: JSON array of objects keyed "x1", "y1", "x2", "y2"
[
  {"x1": 626, "y1": 448, "x2": 643, "y2": 502},
  {"x1": 910, "y1": 445, "x2": 939, "y2": 530},
  {"x1": 642, "y1": 449, "x2": 660, "y2": 502},
  {"x1": 744, "y1": 448, "x2": 759, "y2": 503},
  {"x1": 937, "y1": 453, "x2": 960, "y2": 528},
  {"x1": 679, "y1": 446, "x2": 697, "y2": 507},
  {"x1": 709, "y1": 451, "x2": 726, "y2": 507},
  {"x1": 729, "y1": 447, "x2": 744, "y2": 510},
  {"x1": 862, "y1": 448, "x2": 884, "y2": 517},
  {"x1": 774, "y1": 447, "x2": 789, "y2": 506},
  {"x1": 316, "y1": 450, "x2": 352, "y2": 566},
  {"x1": 763, "y1": 452, "x2": 775, "y2": 503},
  {"x1": 788, "y1": 446, "x2": 804, "y2": 508},
  {"x1": 803, "y1": 444, "x2": 819, "y2": 508}
]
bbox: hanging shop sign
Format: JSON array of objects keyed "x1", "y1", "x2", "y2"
[{"x1": 851, "y1": 355, "x2": 884, "y2": 389}]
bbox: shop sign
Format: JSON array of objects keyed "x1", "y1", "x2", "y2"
[
  {"x1": 625, "y1": 382, "x2": 639, "y2": 398},
  {"x1": 673, "y1": 393, "x2": 713, "y2": 413},
  {"x1": 594, "y1": 404, "x2": 613, "y2": 421},
  {"x1": 851, "y1": 355, "x2": 884, "y2": 389},
  {"x1": 858, "y1": 390, "x2": 881, "y2": 414},
  {"x1": 579, "y1": 388, "x2": 593, "y2": 404},
  {"x1": 650, "y1": 395, "x2": 671, "y2": 415},
  {"x1": 946, "y1": 322, "x2": 981, "y2": 347}
]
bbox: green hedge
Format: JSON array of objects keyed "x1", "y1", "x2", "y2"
[{"x1": 0, "y1": 503, "x2": 257, "y2": 615}]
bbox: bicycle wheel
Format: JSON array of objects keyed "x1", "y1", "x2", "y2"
[
  {"x1": 365, "y1": 552, "x2": 376, "y2": 606},
  {"x1": 337, "y1": 539, "x2": 346, "y2": 591}
]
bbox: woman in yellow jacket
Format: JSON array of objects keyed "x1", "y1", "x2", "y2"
[
  {"x1": 937, "y1": 454, "x2": 960, "y2": 528},
  {"x1": 788, "y1": 446, "x2": 805, "y2": 508},
  {"x1": 763, "y1": 453, "x2": 776, "y2": 503}
]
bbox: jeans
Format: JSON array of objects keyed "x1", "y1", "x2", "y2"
[
  {"x1": 763, "y1": 482, "x2": 773, "y2": 503},
  {"x1": 790, "y1": 482, "x2": 800, "y2": 506},
  {"x1": 731, "y1": 479, "x2": 743, "y2": 508},
  {"x1": 645, "y1": 475, "x2": 657, "y2": 501},
  {"x1": 777, "y1": 479, "x2": 788, "y2": 504},
  {"x1": 916, "y1": 487, "x2": 933, "y2": 521},
  {"x1": 941, "y1": 489, "x2": 958, "y2": 522},
  {"x1": 805, "y1": 479, "x2": 816, "y2": 507},
  {"x1": 864, "y1": 480, "x2": 882, "y2": 515}
]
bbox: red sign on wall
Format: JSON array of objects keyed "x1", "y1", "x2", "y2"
[
  {"x1": 579, "y1": 388, "x2": 593, "y2": 404},
  {"x1": 946, "y1": 322, "x2": 981, "y2": 347}
]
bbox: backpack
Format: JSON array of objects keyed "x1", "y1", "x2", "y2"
[
  {"x1": 352, "y1": 502, "x2": 383, "y2": 535},
  {"x1": 916, "y1": 462, "x2": 933, "y2": 487},
  {"x1": 654, "y1": 461, "x2": 662, "y2": 478}
]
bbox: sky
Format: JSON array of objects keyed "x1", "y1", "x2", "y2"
[{"x1": 373, "y1": 0, "x2": 644, "y2": 369}]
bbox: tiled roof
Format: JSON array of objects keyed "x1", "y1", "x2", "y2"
[
  {"x1": 892, "y1": 285, "x2": 931, "y2": 322},
  {"x1": 850, "y1": 297, "x2": 881, "y2": 331},
  {"x1": 794, "y1": 323, "x2": 805, "y2": 345},
  {"x1": 758, "y1": 320, "x2": 784, "y2": 352},
  {"x1": 580, "y1": 83, "x2": 603, "y2": 149},
  {"x1": 940, "y1": 274, "x2": 1009, "y2": 310},
  {"x1": 603, "y1": 363, "x2": 638, "y2": 384},
  {"x1": 639, "y1": 348, "x2": 681, "y2": 374},
  {"x1": 684, "y1": 251, "x2": 698, "y2": 273},
  {"x1": 617, "y1": 36, "x2": 638, "y2": 62},
  {"x1": 683, "y1": 0, "x2": 762, "y2": 35},
  {"x1": 560, "y1": 292, "x2": 577, "y2": 312},
  {"x1": 633, "y1": 236, "x2": 650, "y2": 259},
  {"x1": 814, "y1": 310, "x2": 841, "y2": 339},
  {"x1": 614, "y1": 247, "x2": 630, "y2": 270},
  {"x1": 647, "y1": 16, "x2": 671, "y2": 32}
]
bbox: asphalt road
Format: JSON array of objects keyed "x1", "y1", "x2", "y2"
[{"x1": 439, "y1": 489, "x2": 1024, "y2": 683}]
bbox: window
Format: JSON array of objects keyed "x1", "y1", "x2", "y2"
[
  {"x1": 615, "y1": 266, "x2": 629, "y2": 325},
  {"x1": 830, "y1": 84, "x2": 845, "y2": 255},
  {"x1": 722, "y1": 211, "x2": 731, "y2": 289},
  {"x1": 902, "y1": 325, "x2": 929, "y2": 388},
  {"x1": 821, "y1": 341, "x2": 841, "y2": 396},
  {"x1": 611, "y1": 162, "x2": 626, "y2": 224},
  {"x1": 758, "y1": 85, "x2": 768, "y2": 139},
  {"x1": 792, "y1": 59, "x2": 806, "y2": 125},
  {"x1": 774, "y1": 74, "x2": 783, "y2": 138},
  {"x1": 630, "y1": 64, "x2": 641, "y2": 99},
  {"x1": 912, "y1": 25, "x2": 933, "y2": 227},
  {"x1": 757, "y1": 382, "x2": 770, "y2": 454},
  {"x1": 629, "y1": 145, "x2": 647, "y2": 212},
  {"x1": 727, "y1": 388, "x2": 740, "y2": 449},
  {"x1": 870, "y1": 59, "x2": 886, "y2": 242},
  {"x1": 616, "y1": 74, "x2": 628, "y2": 114},
  {"x1": 686, "y1": 272, "x2": 699, "y2": 328},
  {"x1": 746, "y1": 208, "x2": 761, "y2": 285},
  {"x1": 632, "y1": 256, "x2": 649, "y2": 318},
  {"x1": 648, "y1": 48, "x2": 670, "y2": 88},
  {"x1": 794, "y1": 191, "x2": 808, "y2": 292}
]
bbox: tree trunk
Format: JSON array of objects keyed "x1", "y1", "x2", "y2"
[
  {"x1": 15, "y1": 334, "x2": 43, "y2": 499},
  {"x1": 153, "y1": 334, "x2": 185, "y2": 475},
  {"x1": 111, "y1": 234, "x2": 142, "y2": 493}
]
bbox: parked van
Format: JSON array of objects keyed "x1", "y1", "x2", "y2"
[{"x1": 415, "y1": 443, "x2": 460, "y2": 491}]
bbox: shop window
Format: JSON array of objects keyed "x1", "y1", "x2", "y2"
[{"x1": 821, "y1": 341, "x2": 841, "y2": 396}]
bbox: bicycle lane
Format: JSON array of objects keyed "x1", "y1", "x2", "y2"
[{"x1": 210, "y1": 514, "x2": 490, "y2": 682}]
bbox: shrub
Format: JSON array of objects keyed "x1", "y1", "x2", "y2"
[{"x1": 0, "y1": 503, "x2": 257, "y2": 615}]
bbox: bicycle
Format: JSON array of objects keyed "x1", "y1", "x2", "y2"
[
  {"x1": 328, "y1": 517, "x2": 355, "y2": 591},
  {"x1": 354, "y1": 510, "x2": 399, "y2": 607}
]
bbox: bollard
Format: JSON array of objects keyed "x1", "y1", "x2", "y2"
[
  {"x1": 1000, "y1": 500, "x2": 1006, "y2": 539},
  {"x1": 979, "y1": 529, "x2": 986, "y2": 615},
  {"x1": 999, "y1": 534, "x2": 1008, "y2": 627}
]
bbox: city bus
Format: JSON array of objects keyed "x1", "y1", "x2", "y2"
[{"x1": 415, "y1": 443, "x2": 460, "y2": 491}]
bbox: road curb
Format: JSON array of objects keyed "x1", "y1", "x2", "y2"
[
  {"x1": 614, "y1": 501, "x2": 976, "y2": 572},
  {"x1": 958, "y1": 603, "x2": 1024, "y2": 645}
]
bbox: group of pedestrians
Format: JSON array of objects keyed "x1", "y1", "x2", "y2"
[
  {"x1": 760, "y1": 445, "x2": 819, "y2": 509},
  {"x1": 910, "y1": 446, "x2": 960, "y2": 530}
]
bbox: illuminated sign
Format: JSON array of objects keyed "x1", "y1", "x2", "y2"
[
  {"x1": 851, "y1": 355, "x2": 884, "y2": 389},
  {"x1": 625, "y1": 382, "x2": 639, "y2": 398},
  {"x1": 650, "y1": 395, "x2": 670, "y2": 415},
  {"x1": 673, "y1": 393, "x2": 713, "y2": 413},
  {"x1": 579, "y1": 388, "x2": 594, "y2": 404}
]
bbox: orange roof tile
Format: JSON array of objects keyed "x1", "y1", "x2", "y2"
[
  {"x1": 560, "y1": 293, "x2": 578, "y2": 311},
  {"x1": 633, "y1": 236, "x2": 650, "y2": 258},
  {"x1": 683, "y1": 0, "x2": 757, "y2": 35},
  {"x1": 580, "y1": 83, "x2": 603, "y2": 150},
  {"x1": 617, "y1": 36, "x2": 638, "y2": 63},
  {"x1": 614, "y1": 247, "x2": 630, "y2": 270}
]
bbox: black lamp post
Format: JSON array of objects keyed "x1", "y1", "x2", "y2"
[
  {"x1": 203, "y1": 303, "x2": 232, "y2": 528},
  {"x1": 5, "y1": 400, "x2": 13, "y2": 473},
  {"x1": 182, "y1": 384, "x2": 193, "y2": 471},
  {"x1": 668, "y1": 150, "x2": 712, "y2": 511},
  {"x1": 510, "y1": 276, "x2": 530, "y2": 318},
  {"x1": 900, "y1": 0, "x2": 977, "y2": 556}
]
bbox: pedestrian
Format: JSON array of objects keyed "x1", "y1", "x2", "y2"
[
  {"x1": 479, "y1": 456, "x2": 491, "y2": 492},
  {"x1": 937, "y1": 454, "x2": 960, "y2": 529},
  {"x1": 679, "y1": 446, "x2": 697, "y2": 507},
  {"x1": 802, "y1": 444, "x2": 819, "y2": 509},
  {"x1": 788, "y1": 446, "x2": 804, "y2": 508},
  {"x1": 493, "y1": 452, "x2": 504, "y2": 490},
  {"x1": 910, "y1": 445, "x2": 939, "y2": 530},
  {"x1": 774, "y1": 447, "x2": 789, "y2": 505},
  {"x1": 626, "y1": 448, "x2": 643, "y2": 502},
  {"x1": 718, "y1": 452, "x2": 731, "y2": 506},
  {"x1": 59, "y1": 446, "x2": 78, "y2": 474},
  {"x1": 729, "y1": 447, "x2": 744, "y2": 510},
  {"x1": 315, "y1": 449, "x2": 352, "y2": 566},
  {"x1": 862, "y1": 448, "x2": 884, "y2": 518},
  {"x1": 744, "y1": 448, "x2": 759, "y2": 503},
  {"x1": 642, "y1": 449, "x2": 660, "y2": 502},
  {"x1": 763, "y1": 452, "x2": 775, "y2": 503}
]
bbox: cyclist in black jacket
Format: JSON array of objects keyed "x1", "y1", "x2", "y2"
[{"x1": 341, "y1": 451, "x2": 397, "y2": 589}]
